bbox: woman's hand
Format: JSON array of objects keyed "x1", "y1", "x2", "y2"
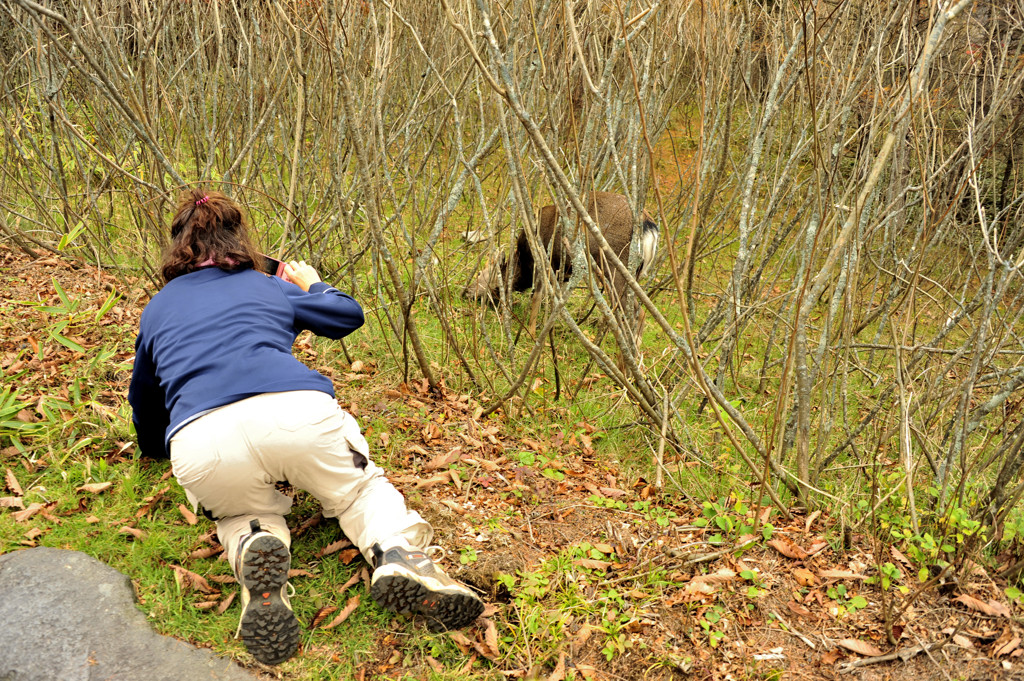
[{"x1": 283, "y1": 260, "x2": 322, "y2": 292}]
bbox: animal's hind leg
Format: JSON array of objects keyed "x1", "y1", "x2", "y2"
[
  {"x1": 610, "y1": 271, "x2": 647, "y2": 375},
  {"x1": 633, "y1": 305, "x2": 647, "y2": 358},
  {"x1": 527, "y1": 287, "x2": 543, "y2": 337},
  {"x1": 608, "y1": 271, "x2": 630, "y2": 375}
]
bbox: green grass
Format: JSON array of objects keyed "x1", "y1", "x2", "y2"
[{"x1": 2, "y1": 249, "x2": 1020, "y2": 679}]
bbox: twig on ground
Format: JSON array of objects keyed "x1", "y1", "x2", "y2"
[
  {"x1": 461, "y1": 463, "x2": 480, "y2": 505},
  {"x1": 769, "y1": 610, "x2": 817, "y2": 649},
  {"x1": 911, "y1": 628, "x2": 954, "y2": 681},
  {"x1": 837, "y1": 637, "x2": 951, "y2": 673},
  {"x1": 678, "y1": 538, "x2": 759, "y2": 565}
]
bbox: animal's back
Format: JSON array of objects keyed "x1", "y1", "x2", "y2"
[{"x1": 542, "y1": 192, "x2": 636, "y2": 258}]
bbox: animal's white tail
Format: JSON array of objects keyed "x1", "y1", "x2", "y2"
[{"x1": 639, "y1": 220, "x2": 659, "y2": 278}]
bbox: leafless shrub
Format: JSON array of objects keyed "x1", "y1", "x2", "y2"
[{"x1": 4, "y1": 0, "x2": 1024, "y2": 544}]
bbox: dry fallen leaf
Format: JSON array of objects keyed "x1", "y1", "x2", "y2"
[
  {"x1": 465, "y1": 457, "x2": 499, "y2": 471},
  {"x1": 459, "y1": 652, "x2": 479, "y2": 675},
  {"x1": 415, "y1": 474, "x2": 450, "y2": 489},
  {"x1": 891, "y1": 546, "x2": 914, "y2": 566},
  {"x1": 208, "y1": 574, "x2": 237, "y2": 584},
  {"x1": 324, "y1": 595, "x2": 361, "y2": 629},
  {"x1": 77, "y1": 481, "x2": 113, "y2": 494},
  {"x1": 522, "y1": 438, "x2": 545, "y2": 453},
  {"x1": 683, "y1": 580, "x2": 718, "y2": 596},
  {"x1": 216, "y1": 591, "x2": 236, "y2": 614},
  {"x1": 135, "y1": 485, "x2": 170, "y2": 518},
  {"x1": 311, "y1": 605, "x2": 339, "y2": 629},
  {"x1": 359, "y1": 567, "x2": 371, "y2": 590},
  {"x1": 13, "y1": 503, "x2": 44, "y2": 523},
  {"x1": 804, "y1": 510, "x2": 821, "y2": 533},
  {"x1": 994, "y1": 634, "x2": 1021, "y2": 658},
  {"x1": 403, "y1": 444, "x2": 430, "y2": 458},
  {"x1": 475, "y1": 618, "x2": 500, "y2": 661},
  {"x1": 572, "y1": 624, "x2": 595, "y2": 649},
  {"x1": 448, "y1": 630, "x2": 474, "y2": 651},
  {"x1": 806, "y1": 539, "x2": 829, "y2": 556},
  {"x1": 793, "y1": 568, "x2": 817, "y2": 586},
  {"x1": 119, "y1": 526, "x2": 145, "y2": 540},
  {"x1": 987, "y1": 630, "x2": 1019, "y2": 655},
  {"x1": 0, "y1": 496, "x2": 25, "y2": 510},
  {"x1": 440, "y1": 499, "x2": 467, "y2": 514},
  {"x1": 315, "y1": 538, "x2": 353, "y2": 558},
  {"x1": 188, "y1": 546, "x2": 223, "y2": 560},
  {"x1": 5, "y1": 468, "x2": 23, "y2": 496},
  {"x1": 546, "y1": 650, "x2": 566, "y2": 681},
  {"x1": 574, "y1": 559, "x2": 612, "y2": 570},
  {"x1": 768, "y1": 538, "x2": 809, "y2": 560},
  {"x1": 953, "y1": 634, "x2": 973, "y2": 648},
  {"x1": 171, "y1": 565, "x2": 216, "y2": 594},
  {"x1": 692, "y1": 568, "x2": 737, "y2": 585},
  {"x1": 599, "y1": 486, "x2": 627, "y2": 498},
  {"x1": 787, "y1": 601, "x2": 815, "y2": 618},
  {"x1": 818, "y1": 569, "x2": 868, "y2": 581},
  {"x1": 178, "y1": 503, "x2": 198, "y2": 525},
  {"x1": 954, "y1": 594, "x2": 1012, "y2": 618},
  {"x1": 837, "y1": 639, "x2": 884, "y2": 657},
  {"x1": 423, "y1": 447, "x2": 461, "y2": 472}
]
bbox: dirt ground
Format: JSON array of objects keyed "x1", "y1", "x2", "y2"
[{"x1": 2, "y1": 241, "x2": 1022, "y2": 680}]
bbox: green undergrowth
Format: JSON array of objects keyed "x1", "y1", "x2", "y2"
[{"x1": 4, "y1": 237, "x2": 1024, "y2": 679}]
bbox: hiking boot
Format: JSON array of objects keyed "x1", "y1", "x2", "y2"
[
  {"x1": 234, "y1": 521, "x2": 300, "y2": 665},
  {"x1": 370, "y1": 543, "x2": 484, "y2": 632}
]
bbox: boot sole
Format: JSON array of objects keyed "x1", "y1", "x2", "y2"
[
  {"x1": 238, "y1": 535, "x2": 300, "y2": 665},
  {"x1": 371, "y1": 567, "x2": 484, "y2": 632}
]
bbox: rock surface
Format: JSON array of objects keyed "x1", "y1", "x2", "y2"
[{"x1": 0, "y1": 547, "x2": 259, "y2": 681}]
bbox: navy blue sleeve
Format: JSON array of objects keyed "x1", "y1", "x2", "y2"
[
  {"x1": 281, "y1": 280, "x2": 365, "y2": 339},
  {"x1": 127, "y1": 332, "x2": 171, "y2": 459}
]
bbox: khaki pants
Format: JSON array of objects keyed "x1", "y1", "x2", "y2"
[{"x1": 169, "y1": 390, "x2": 431, "y2": 572}]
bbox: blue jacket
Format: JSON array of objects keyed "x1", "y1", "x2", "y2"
[{"x1": 127, "y1": 267, "x2": 364, "y2": 458}]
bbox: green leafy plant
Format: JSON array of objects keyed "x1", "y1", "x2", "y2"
[
  {"x1": 459, "y1": 546, "x2": 479, "y2": 565},
  {"x1": 0, "y1": 387, "x2": 43, "y2": 436},
  {"x1": 866, "y1": 562, "x2": 907, "y2": 594},
  {"x1": 827, "y1": 583, "x2": 868, "y2": 614},
  {"x1": 694, "y1": 495, "x2": 755, "y2": 545},
  {"x1": 18, "y1": 278, "x2": 121, "y2": 356},
  {"x1": 513, "y1": 449, "x2": 565, "y2": 481},
  {"x1": 698, "y1": 604, "x2": 727, "y2": 647},
  {"x1": 739, "y1": 568, "x2": 765, "y2": 598}
]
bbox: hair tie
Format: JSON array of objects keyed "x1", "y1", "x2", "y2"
[{"x1": 195, "y1": 195, "x2": 210, "y2": 206}]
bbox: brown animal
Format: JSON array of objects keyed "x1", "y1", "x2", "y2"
[{"x1": 465, "y1": 192, "x2": 659, "y2": 311}]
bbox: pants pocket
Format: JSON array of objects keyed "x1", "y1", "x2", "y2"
[
  {"x1": 340, "y1": 412, "x2": 370, "y2": 470},
  {"x1": 345, "y1": 433, "x2": 369, "y2": 469}
]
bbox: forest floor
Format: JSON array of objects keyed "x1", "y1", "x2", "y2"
[{"x1": 1, "y1": 241, "x2": 1023, "y2": 681}]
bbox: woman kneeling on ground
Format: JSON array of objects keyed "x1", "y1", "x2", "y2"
[{"x1": 128, "y1": 189, "x2": 483, "y2": 665}]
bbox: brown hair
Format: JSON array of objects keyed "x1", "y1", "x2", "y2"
[{"x1": 161, "y1": 189, "x2": 263, "y2": 283}]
